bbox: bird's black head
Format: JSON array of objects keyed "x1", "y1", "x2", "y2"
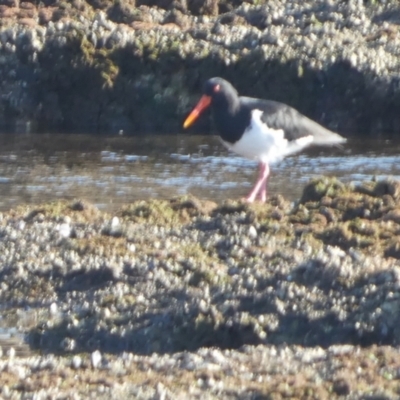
[
  {"x1": 203, "y1": 77, "x2": 238, "y2": 100},
  {"x1": 183, "y1": 77, "x2": 240, "y2": 129}
]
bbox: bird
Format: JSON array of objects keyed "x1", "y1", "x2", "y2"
[{"x1": 183, "y1": 77, "x2": 346, "y2": 203}]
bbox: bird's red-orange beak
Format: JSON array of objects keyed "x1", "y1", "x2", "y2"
[{"x1": 183, "y1": 95, "x2": 212, "y2": 129}]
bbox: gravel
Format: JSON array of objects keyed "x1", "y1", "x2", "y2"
[{"x1": 1, "y1": 178, "x2": 400, "y2": 397}]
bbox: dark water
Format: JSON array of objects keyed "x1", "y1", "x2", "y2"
[{"x1": 0, "y1": 132, "x2": 398, "y2": 211}]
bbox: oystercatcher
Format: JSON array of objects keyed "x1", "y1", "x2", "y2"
[{"x1": 183, "y1": 77, "x2": 346, "y2": 202}]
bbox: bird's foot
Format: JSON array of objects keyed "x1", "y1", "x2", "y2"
[
  {"x1": 243, "y1": 191, "x2": 258, "y2": 203},
  {"x1": 243, "y1": 190, "x2": 267, "y2": 203},
  {"x1": 243, "y1": 196, "x2": 256, "y2": 203},
  {"x1": 259, "y1": 190, "x2": 267, "y2": 203}
]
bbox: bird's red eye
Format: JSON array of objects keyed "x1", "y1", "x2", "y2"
[{"x1": 214, "y1": 84, "x2": 220, "y2": 92}]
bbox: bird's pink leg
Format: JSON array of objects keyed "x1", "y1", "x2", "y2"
[
  {"x1": 245, "y1": 162, "x2": 270, "y2": 203},
  {"x1": 257, "y1": 171, "x2": 269, "y2": 202}
]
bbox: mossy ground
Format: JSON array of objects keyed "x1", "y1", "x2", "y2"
[
  {"x1": 2, "y1": 178, "x2": 400, "y2": 397},
  {"x1": 9, "y1": 199, "x2": 105, "y2": 224},
  {"x1": 1, "y1": 345, "x2": 400, "y2": 398},
  {"x1": 7, "y1": 178, "x2": 400, "y2": 260}
]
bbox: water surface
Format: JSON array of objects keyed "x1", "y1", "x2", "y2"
[{"x1": 0, "y1": 133, "x2": 398, "y2": 211}]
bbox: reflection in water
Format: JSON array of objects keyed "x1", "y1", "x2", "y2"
[{"x1": 0, "y1": 133, "x2": 398, "y2": 211}]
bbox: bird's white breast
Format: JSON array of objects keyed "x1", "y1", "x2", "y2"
[{"x1": 221, "y1": 109, "x2": 313, "y2": 164}]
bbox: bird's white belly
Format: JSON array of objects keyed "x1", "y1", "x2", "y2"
[{"x1": 222, "y1": 109, "x2": 313, "y2": 164}]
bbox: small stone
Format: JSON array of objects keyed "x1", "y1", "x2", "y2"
[
  {"x1": 49, "y1": 302, "x2": 58, "y2": 316},
  {"x1": 248, "y1": 225, "x2": 257, "y2": 239},
  {"x1": 72, "y1": 355, "x2": 82, "y2": 369},
  {"x1": 2, "y1": 385, "x2": 10, "y2": 398},
  {"x1": 332, "y1": 378, "x2": 351, "y2": 395},
  {"x1": 127, "y1": 243, "x2": 136, "y2": 252},
  {"x1": 7, "y1": 347, "x2": 15, "y2": 360},
  {"x1": 102, "y1": 307, "x2": 111, "y2": 319},
  {"x1": 91, "y1": 350, "x2": 102, "y2": 369},
  {"x1": 326, "y1": 245, "x2": 346, "y2": 258},
  {"x1": 111, "y1": 216, "x2": 120, "y2": 228},
  {"x1": 199, "y1": 299, "x2": 209, "y2": 313},
  {"x1": 58, "y1": 223, "x2": 71, "y2": 238},
  {"x1": 329, "y1": 345, "x2": 354, "y2": 356},
  {"x1": 60, "y1": 337, "x2": 76, "y2": 352},
  {"x1": 156, "y1": 382, "x2": 167, "y2": 400}
]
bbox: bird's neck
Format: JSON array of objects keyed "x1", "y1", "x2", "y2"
[
  {"x1": 212, "y1": 101, "x2": 250, "y2": 144},
  {"x1": 218, "y1": 94, "x2": 240, "y2": 114}
]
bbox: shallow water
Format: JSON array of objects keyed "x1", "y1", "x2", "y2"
[{"x1": 0, "y1": 132, "x2": 398, "y2": 212}]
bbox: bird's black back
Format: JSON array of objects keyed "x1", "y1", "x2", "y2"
[{"x1": 239, "y1": 97, "x2": 342, "y2": 143}]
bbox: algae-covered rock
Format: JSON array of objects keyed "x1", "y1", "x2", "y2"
[
  {"x1": 1, "y1": 0, "x2": 400, "y2": 133},
  {"x1": 300, "y1": 177, "x2": 348, "y2": 204},
  {"x1": 3, "y1": 179, "x2": 400, "y2": 376},
  {"x1": 356, "y1": 180, "x2": 400, "y2": 200},
  {"x1": 0, "y1": 185, "x2": 398, "y2": 398},
  {"x1": 293, "y1": 178, "x2": 400, "y2": 258},
  {"x1": 120, "y1": 195, "x2": 216, "y2": 224}
]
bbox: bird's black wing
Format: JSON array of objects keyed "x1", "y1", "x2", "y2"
[{"x1": 240, "y1": 97, "x2": 345, "y2": 145}]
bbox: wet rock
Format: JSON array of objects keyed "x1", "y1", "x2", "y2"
[
  {"x1": 2, "y1": 180, "x2": 400, "y2": 396},
  {"x1": 243, "y1": 6, "x2": 270, "y2": 30},
  {"x1": 300, "y1": 177, "x2": 348, "y2": 204},
  {"x1": 163, "y1": 8, "x2": 191, "y2": 28},
  {"x1": 107, "y1": 0, "x2": 138, "y2": 24},
  {"x1": 218, "y1": 12, "x2": 246, "y2": 26},
  {"x1": 356, "y1": 180, "x2": 400, "y2": 200},
  {"x1": 86, "y1": 0, "x2": 110, "y2": 10},
  {"x1": 189, "y1": 0, "x2": 218, "y2": 16},
  {"x1": 332, "y1": 377, "x2": 351, "y2": 396},
  {"x1": 169, "y1": 0, "x2": 187, "y2": 13},
  {"x1": 38, "y1": 8, "x2": 53, "y2": 24},
  {"x1": 1, "y1": 0, "x2": 19, "y2": 6},
  {"x1": 384, "y1": 239, "x2": 400, "y2": 259}
]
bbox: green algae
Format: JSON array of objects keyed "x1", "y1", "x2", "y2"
[
  {"x1": 108, "y1": 177, "x2": 400, "y2": 261},
  {"x1": 77, "y1": 34, "x2": 120, "y2": 89},
  {"x1": 120, "y1": 196, "x2": 216, "y2": 225},
  {"x1": 293, "y1": 178, "x2": 400, "y2": 256},
  {"x1": 10, "y1": 200, "x2": 104, "y2": 224},
  {"x1": 3, "y1": 178, "x2": 400, "y2": 397},
  {"x1": 300, "y1": 177, "x2": 349, "y2": 204},
  {"x1": 4, "y1": 177, "x2": 400, "y2": 261}
]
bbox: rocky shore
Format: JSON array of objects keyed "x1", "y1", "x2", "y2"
[
  {"x1": 0, "y1": 0, "x2": 400, "y2": 134},
  {"x1": 1, "y1": 178, "x2": 400, "y2": 398}
]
